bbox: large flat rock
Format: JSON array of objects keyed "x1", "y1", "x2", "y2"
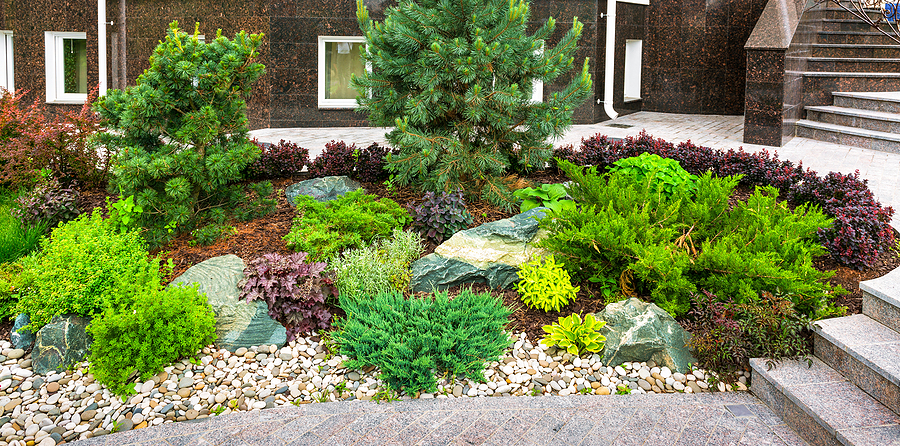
[{"x1": 169, "y1": 255, "x2": 286, "y2": 352}]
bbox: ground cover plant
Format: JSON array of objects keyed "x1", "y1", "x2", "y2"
[
  {"x1": 335, "y1": 289, "x2": 512, "y2": 393},
  {"x1": 284, "y1": 189, "x2": 410, "y2": 260},
  {"x1": 354, "y1": 0, "x2": 592, "y2": 209},
  {"x1": 94, "y1": 21, "x2": 265, "y2": 246}
]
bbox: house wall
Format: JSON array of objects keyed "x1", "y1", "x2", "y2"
[{"x1": 642, "y1": 0, "x2": 768, "y2": 115}]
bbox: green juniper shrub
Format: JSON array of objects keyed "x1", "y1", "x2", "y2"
[
  {"x1": 354, "y1": 0, "x2": 592, "y2": 210},
  {"x1": 94, "y1": 22, "x2": 265, "y2": 246},
  {"x1": 238, "y1": 252, "x2": 338, "y2": 341},
  {"x1": 607, "y1": 152, "x2": 698, "y2": 200},
  {"x1": 540, "y1": 313, "x2": 606, "y2": 356},
  {"x1": 515, "y1": 255, "x2": 579, "y2": 312},
  {"x1": 15, "y1": 210, "x2": 159, "y2": 331},
  {"x1": 513, "y1": 183, "x2": 575, "y2": 215},
  {"x1": 12, "y1": 174, "x2": 80, "y2": 231},
  {"x1": 540, "y1": 159, "x2": 839, "y2": 319},
  {"x1": 190, "y1": 223, "x2": 237, "y2": 246},
  {"x1": 330, "y1": 229, "x2": 423, "y2": 298},
  {"x1": 335, "y1": 289, "x2": 512, "y2": 394},
  {"x1": 284, "y1": 189, "x2": 410, "y2": 260},
  {"x1": 407, "y1": 190, "x2": 473, "y2": 245},
  {"x1": 88, "y1": 281, "x2": 217, "y2": 397}
]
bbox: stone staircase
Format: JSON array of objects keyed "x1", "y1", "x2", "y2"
[
  {"x1": 793, "y1": 6, "x2": 900, "y2": 153},
  {"x1": 752, "y1": 266, "x2": 900, "y2": 445}
]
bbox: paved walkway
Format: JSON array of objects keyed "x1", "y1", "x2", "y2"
[
  {"x1": 251, "y1": 112, "x2": 900, "y2": 231},
  {"x1": 70, "y1": 392, "x2": 808, "y2": 446}
]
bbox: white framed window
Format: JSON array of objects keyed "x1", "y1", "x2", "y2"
[
  {"x1": 0, "y1": 31, "x2": 13, "y2": 93},
  {"x1": 318, "y1": 36, "x2": 368, "y2": 109},
  {"x1": 45, "y1": 31, "x2": 88, "y2": 104},
  {"x1": 624, "y1": 39, "x2": 642, "y2": 102}
]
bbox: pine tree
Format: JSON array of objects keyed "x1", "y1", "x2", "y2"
[
  {"x1": 354, "y1": 0, "x2": 592, "y2": 209},
  {"x1": 94, "y1": 22, "x2": 264, "y2": 245}
]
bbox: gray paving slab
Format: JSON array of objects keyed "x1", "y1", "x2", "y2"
[
  {"x1": 249, "y1": 111, "x2": 900, "y2": 231},
  {"x1": 68, "y1": 393, "x2": 808, "y2": 446}
]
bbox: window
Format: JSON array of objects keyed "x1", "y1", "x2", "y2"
[
  {"x1": 624, "y1": 39, "x2": 642, "y2": 102},
  {"x1": 0, "y1": 31, "x2": 12, "y2": 93},
  {"x1": 45, "y1": 31, "x2": 88, "y2": 104},
  {"x1": 318, "y1": 36, "x2": 367, "y2": 109}
]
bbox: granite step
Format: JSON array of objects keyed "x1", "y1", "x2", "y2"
[
  {"x1": 751, "y1": 357, "x2": 900, "y2": 446},
  {"x1": 813, "y1": 314, "x2": 900, "y2": 415},
  {"x1": 799, "y1": 72, "x2": 900, "y2": 108},
  {"x1": 805, "y1": 105, "x2": 900, "y2": 133},
  {"x1": 796, "y1": 119, "x2": 900, "y2": 153},
  {"x1": 810, "y1": 43, "x2": 900, "y2": 58},
  {"x1": 817, "y1": 30, "x2": 900, "y2": 45},
  {"x1": 862, "y1": 264, "x2": 900, "y2": 334},
  {"x1": 822, "y1": 18, "x2": 887, "y2": 32},
  {"x1": 802, "y1": 57, "x2": 900, "y2": 73},
  {"x1": 833, "y1": 91, "x2": 900, "y2": 112},
  {"x1": 824, "y1": 6, "x2": 887, "y2": 21}
]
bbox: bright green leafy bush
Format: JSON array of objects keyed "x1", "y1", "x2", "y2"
[
  {"x1": 15, "y1": 211, "x2": 158, "y2": 330},
  {"x1": 540, "y1": 159, "x2": 838, "y2": 319},
  {"x1": 608, "y1": 153, "x2": 698, "y2": 199},
  {"x1": 541, "y1": 313, "x2": 606, "y2": 356},
  {"x1": 513, "y1": 183, "x2": 575, "y2": 215},
  {"x1": 515, "y1": 255, "x2": 579, "y2": 312},
  {"x1": 284, "y1": 189, "x2": 410, "y2": 260},
  {"x1": 331, "y1": 229, "x2": 423, "y2": 298},
  {"x1": 88, "y1": 282, "x2": 217, "y2": 396},
  {"x1": 94, "y1": 22, "x2": 265, "y2": 245},
  {"x1": 355, "y1": 0, "x2": 592, "y2": 209},
  {"x1": 335, "y1": 289, "x2": 512, "y2": 393}
]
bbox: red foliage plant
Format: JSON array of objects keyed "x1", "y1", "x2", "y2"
[{"x1": 0, "y1": 89, "x2": 106, "y2": 188}]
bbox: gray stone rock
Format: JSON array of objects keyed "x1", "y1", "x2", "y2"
[
  {"x1": 285, "y1": 176, "x2": 364, "y2": 205},
  {"x1": 597, "y1": 297, "x2": 697, "y2": 373},
  {"x1": 32, "y1": 315, "x2": 93, "y2": 375},
  {"x1": 11, "y1": 313, "x2": 35, "y2": 350},
  {"x1": 169, "y1": 254, "x2": 286, "y2": 352},
  {"x1": 410, "y1": 208, "x2": 549, "y2": 292}
]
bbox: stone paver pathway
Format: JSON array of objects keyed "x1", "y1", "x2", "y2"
[
  {"x1": 70, "y1": 393, "x2": 808, "y2": 446},
  {"x1": 251, "y1": 112, "x2": 900, "y2": 231}
]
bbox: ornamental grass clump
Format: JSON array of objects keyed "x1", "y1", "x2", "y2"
[
  {"x1": 330, "y1": 229, "x2": 423, "y2": 298},
  {"x1": 335, "y1": 289, "x2": 512, "y2": 394}
]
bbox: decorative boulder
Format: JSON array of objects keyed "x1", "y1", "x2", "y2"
[
  {"x1": 169, "y1": 254, "x2": 286, "y2": 352},
  {"x1": 597, "y1": 297, "x2": 697, "y2": 373},
  {"x1": 32, "y1": 315, "x2": 92, "y2": 375},
  {"x1": 11, "y1": 313, "x2": 35, "y2": 350},
  {"x1": 410, "y1": 208, "x2": 548, "y2": 292},
  {"x1": 285, "y1": 176, "x2": 364, "y2": 205}
]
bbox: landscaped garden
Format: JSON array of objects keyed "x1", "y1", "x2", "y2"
[{"x1": 0, "y1": 0, "x2": 898, "y2": 443}]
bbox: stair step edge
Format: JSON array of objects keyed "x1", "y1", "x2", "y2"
[
  {"x1": 806, "y1": 105, "x2": 900, "y2": 122},
  {"x1": 815, "y1": 314, "x2": 900, "y2": 388},
  {"x1": 796, "y1": 120, "x2": 900, "y2": 141}
]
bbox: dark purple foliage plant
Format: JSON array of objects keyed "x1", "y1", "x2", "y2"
[
  {"x1": 408, "y1": 190, "x2": 473, "y2": 245},
  {"x1": 308, "y1": 140, "x2": 392, "y2": 182},
  {"x1": 245, "y1": 139, "x2": 309, "y2": 179},
  {"x1": 238, "y1": 252, "x2": 338, "y2": 341},
  {"x1": 13, "y1": 175, "x2": 80, "y2": 230}
]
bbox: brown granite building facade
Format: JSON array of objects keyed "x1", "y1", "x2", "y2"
[{"x1": 0, "y1": 0, "x2": 767, "y2": 130}]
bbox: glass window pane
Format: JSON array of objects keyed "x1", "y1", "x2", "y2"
[
  {"x1": 324, "y1": 41, "x2": 364, "y2": 100},
  {"x1": 63, "y1": 38, "x2": 87, "y2": 94}
]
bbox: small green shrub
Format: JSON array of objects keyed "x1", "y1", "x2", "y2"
[
  {"x1": 335, "y1": 289, "x2": 512, "y2": 393},
  {"x1": 331, "y1": 229, "x2": 423, "y2": 298},
  {"x1": 0, "y1": 262, "x2": 25, "y2": 322},
  {"x1": 284, "y1": 189, "x2": 410, "y2": 260},
  {"x1": 541, "y1": 313, "x2": 606, "y2": 356},
  {"x1": 190, "y1": 223, "x2": 237, "y2": 246},
  {"x1": 88, "y1": 283, "x2": 217, "y2": 396},
  {"x1": 106, "y1": 195, "x2": 144, "y2": 235},
  {"x1": 608, "y1": 153, "x2": 698, "y2": 199},
  {"x1": 515, "y1": 255, "x2": 579, "y2": 312},
  {"x1": 15, "y1": 211, "x2": 158, "y2": 330},
  {"x1": 541, "y1": 160, "x2": 838, "y2": 319},
  {"x1": 513, "y1": 183, "x2": 575, "y2": 215}
]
